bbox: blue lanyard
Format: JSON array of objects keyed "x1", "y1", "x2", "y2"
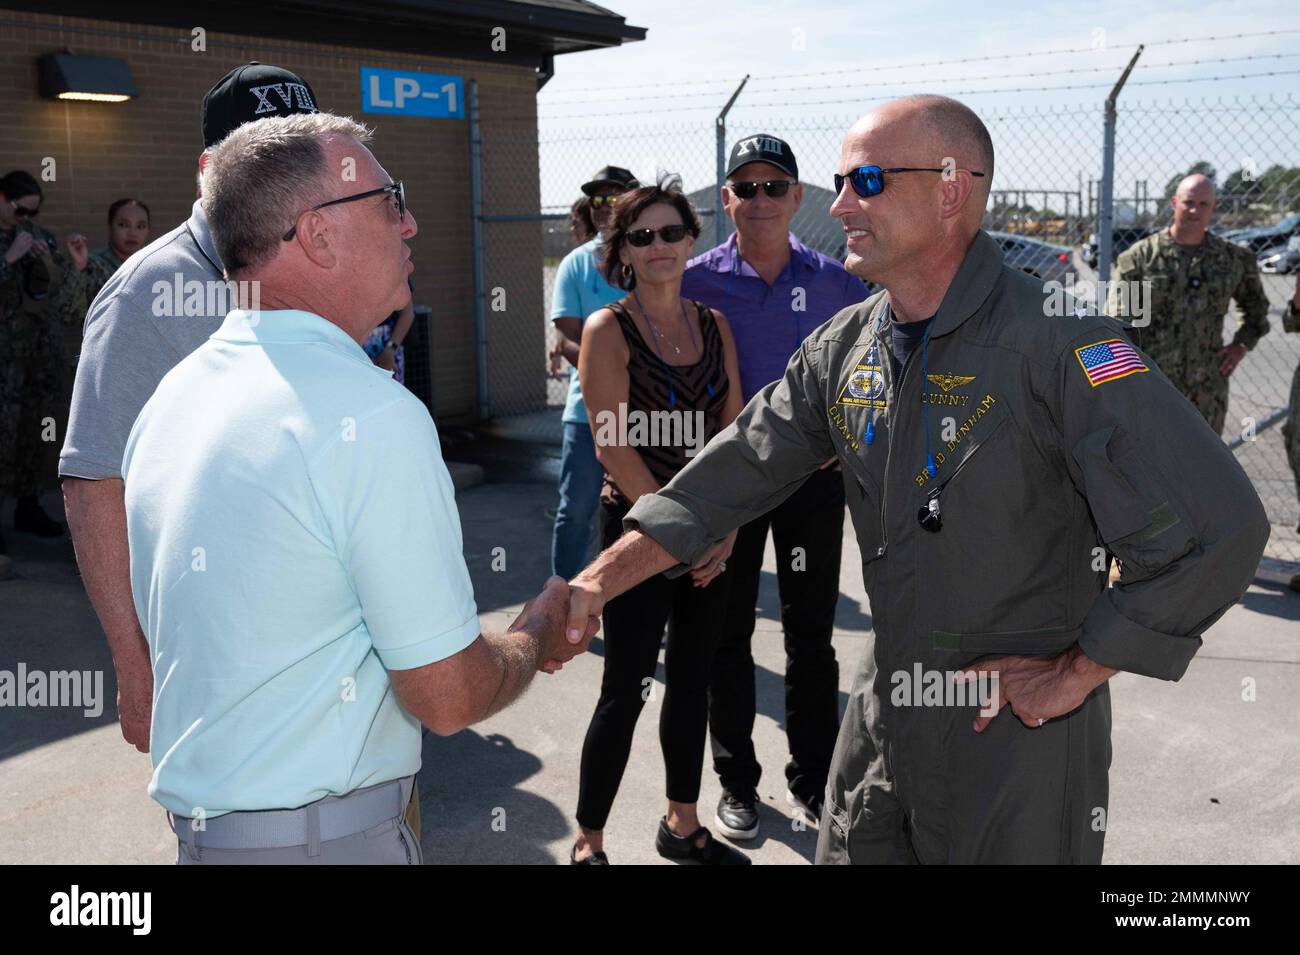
[{"x1": 864, "y1": 302, "x2": 937, "y2": 479}]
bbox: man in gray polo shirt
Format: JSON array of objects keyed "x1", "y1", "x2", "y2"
[{"x1": 59, "y1": 63, "x2": 321, "y2": 754}]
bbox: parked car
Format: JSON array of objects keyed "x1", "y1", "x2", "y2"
[
  {"x1": 990, "y1": 231, "x2": 1073, "y2": 284},
  {"x1": 1080, "y1": 227, "x2": 1150, "y2": 269},
  {"x1": 1229, "y1": 211, "x2": 1300, "y2": 254},
  {"x1": 1259, "y1": 235, "x2": 1300, "y2": 275}
]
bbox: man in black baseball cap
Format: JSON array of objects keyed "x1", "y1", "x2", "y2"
[
  {"x1": 61, "y1": 62, "x2": 325, "y2": 763},
  {"x1": 549, "y1": 164, "x2": 640, "y2": 586},
  {"x1": 681, "y1": 131, "x2": 869, "y2": 844},
  {"x1": 724, "y1": 133, "x2": 799, "y2": 181},
  {"x1": 580, "y1": 165, "x2": 638, "y2": 196},
  {"x1": 201, "y1": 62, "x2": 320, "y2": 149}
]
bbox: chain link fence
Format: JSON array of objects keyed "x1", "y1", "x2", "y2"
[{"x1": 473, "y1": 90, "x2": 1300, "y2": 562}]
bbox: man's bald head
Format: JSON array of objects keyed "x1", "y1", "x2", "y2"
[
  {"x1": 1175, "y1": 173, "x2": 1216, "y2": 202},
  {"x1": 833, "y1": 95, "x2": 994, "y2": 286},
  {"x1": 849, "y1": 96, "x2": 994, "y2": 204},
  {"x1": 1170, "y1": 173, "x2": 1217, "y2": 240}
]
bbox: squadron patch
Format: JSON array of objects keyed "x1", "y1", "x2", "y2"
[
  {"x1": 837, "y1": 347, "x2": 888, "y2": 408},
  {"x1": 1074, "y1": 338, "x2": 1148, "y2": 387}
]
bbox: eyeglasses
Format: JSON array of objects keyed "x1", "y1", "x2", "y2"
[
  {"x1": 590, "y1": 193, "x2": 623, "y2": 208},
  {"x1": 625, "y1": 224, "x2": 689, "y2": 247},
  {"x1": 282, "y1": 180, "x2": 405, "y2": 241},
  {"x1": 834, "y1": 165, "x2": 986, "y2": 199},
  {"x1": 9, "y1": 200, "x2": 40, "y2": 219},
  {"x1": 727, "y1": 180, "x2": 795, "y2": 200}
]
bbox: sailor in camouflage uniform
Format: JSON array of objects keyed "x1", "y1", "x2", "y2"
[
  {"x1": 1106, "y1": 174, "x2": 1270, "y2": 438},
  {"x1": 1, "y1": 170, "x2": 73, "y2": 562}
]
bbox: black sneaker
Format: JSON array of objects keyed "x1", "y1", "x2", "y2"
[
  {"x1": 13, "y1": 497, "x2": 63, "y2": 538},
  {"x1": 714, "y1": 786, "x2": 759, "y2": 841},
  {"x1": 654, "y1": 818, "x2": 750, "y2": 865},
  {"x1": 787, "y1": 788, "x2": 823, "y2": 829}
]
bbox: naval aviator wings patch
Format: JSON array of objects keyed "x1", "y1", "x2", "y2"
[{"x1": 1074, "y1": 338, "x2": 1148, "y2": 387}]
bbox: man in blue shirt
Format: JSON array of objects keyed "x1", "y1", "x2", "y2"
[
  {"x1": 550, "y1": 165, "x2": 638, "y2": 579},
  {"x1": 682, "y1": 135, "x2": 869, "y2": 841},
  {"x1": 124, "y1": 113, "x2": 593, "y2": 864}
]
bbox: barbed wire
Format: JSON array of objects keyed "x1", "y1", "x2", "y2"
[
  {"x1": 532, "y1": 68, "x2": 1300, "y2": 120},
  {"x1": 539, "y1": 51, "x2": 1300, "y2": 106},
  {"x1": 537, "y1": 27, "x2": 1300, "y2": 98}
]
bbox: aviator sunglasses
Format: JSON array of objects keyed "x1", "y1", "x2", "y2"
[
  {"x1": 835, "y1": 165, "x2": 986, "y2": 199},
  {"x1": 625, "y1": 224, "x2": 689, "y2": 247},
  {"x1": 727, "y1": 180, "x2": 795, "y2": 200}
]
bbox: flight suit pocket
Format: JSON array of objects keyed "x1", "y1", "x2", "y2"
[
  {"x1": 1072, "y1": 424, "x2": 1196, "y2": 574},
  {"x1": 932, "y1": 624, "x2": 1082, "y2": 659}
]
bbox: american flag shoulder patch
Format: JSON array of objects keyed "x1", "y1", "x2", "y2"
[{"x1": 1074, "y1": 338, "x2": 1149, "y2": 387}]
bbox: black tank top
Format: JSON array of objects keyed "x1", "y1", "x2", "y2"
[{"x1": 601, "y1": 299, "x2": 730, "y2": 508}]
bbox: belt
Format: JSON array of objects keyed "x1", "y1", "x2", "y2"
[{"x1": 169, "y1": 776, "x2": 412, "y2": 853}]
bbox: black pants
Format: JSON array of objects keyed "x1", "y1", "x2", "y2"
[
  {"x1": 709, "y1": 466, "x2": 845, "y2": 802},
  {"x1": 575, "y1": 504, "x2": 732, "y2": 832}
]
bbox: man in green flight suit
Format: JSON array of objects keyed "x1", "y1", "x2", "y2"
[
  {"x1": 1106, "y1": 173, "x2": 1270, "y2": 439},
  {"x1": 561, "y1": 95, "x2": 1270, "y2": 864}
]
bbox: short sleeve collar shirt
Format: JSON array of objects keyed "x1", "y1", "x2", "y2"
[{"x1": 122, "y1": 308, "x2": 480, "y2": 817}]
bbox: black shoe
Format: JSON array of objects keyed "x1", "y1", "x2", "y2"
[
  {"x1": 570, "y1": 843, "x2": 609, "y2": 865},
  {"x1": 714, "y1": 786, "x2": 759, "y2": 841},
  {"x1": 787, "y1": 788, "x2": 823, "y2": 829},
  {"x1": 654, "y1": 818, "x2": 750, "y2": 865},
  {"x1": 13, "y1": 497, "x2": 63, "y2": 538}
]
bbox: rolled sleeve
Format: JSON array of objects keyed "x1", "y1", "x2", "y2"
[
  {"x1": 1078, "y1": 589, "x2": 1201, "y2": 681},
  {"x1": 1055, "y1": 322, "x2": 1269, "y2": 680},
  {"x1": 313, "y1": 395, "x2": 480, "y2": 672}
]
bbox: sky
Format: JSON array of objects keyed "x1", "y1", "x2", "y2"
[{"x1": 523, "y1": 0, "x2": 1300, "y2": 214}]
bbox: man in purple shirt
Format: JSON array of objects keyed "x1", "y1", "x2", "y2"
[{"x1": 682, "y1": 135, "x2": 869, "y2": 841}]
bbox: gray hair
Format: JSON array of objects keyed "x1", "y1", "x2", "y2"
[{"x1": 202, "y1": 112, "x2": 373, "y2": 276}]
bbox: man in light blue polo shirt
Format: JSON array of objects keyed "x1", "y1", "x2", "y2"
[
  {"x1": 123, "y1": 112, "x2": 593, "y2": 864},
  {"x1": 550, "y1": 165, "x2": 637, "y2": 580}
]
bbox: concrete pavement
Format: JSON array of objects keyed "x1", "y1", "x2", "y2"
[{"x1": 1, "y1": 442, "x2": 1297, "y2": 864}]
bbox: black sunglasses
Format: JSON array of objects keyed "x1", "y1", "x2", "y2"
[
  {"x1": 10, "y1": 200, "x2": 40, "y2": 219},
  {"x1": 835, "y1": 165, "x2": 986, "y2": 199},
  {"x1": 282, "y1": 181, "x2": 405, "y2": 241},
  {"x1": 728, "y1": 180, "x2": 795, "y2": 200},
  {"x1": 625, "y1": 224, "x2": 689, "y2": 247}
]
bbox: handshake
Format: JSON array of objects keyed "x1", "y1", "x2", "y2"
[
  {"x1": 507, "y1": 529, "x2": 739, "y2": 675},
  {"x1": 507, "y1": 575, "x2": 606, "y2": 675}
]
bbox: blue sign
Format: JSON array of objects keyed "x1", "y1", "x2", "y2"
[{"x1": 360, "y1": 68, "x2": 463, "y2": 119}]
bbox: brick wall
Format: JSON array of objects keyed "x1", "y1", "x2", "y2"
[{"x1": 0, "y1": 9, "x2": 542, "y2": 424}]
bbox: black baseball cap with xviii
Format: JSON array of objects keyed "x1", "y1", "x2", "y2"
[
  {"x1": 201, "y1": 62, "x2": 320, "y2": 149},
  {"x1": 726, "y1": 134, "x2": 798, "y2": 180}
]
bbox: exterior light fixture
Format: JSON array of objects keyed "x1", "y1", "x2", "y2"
[{"x1": 38, "y1": 52, "x2": 137, "y2": 103}]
